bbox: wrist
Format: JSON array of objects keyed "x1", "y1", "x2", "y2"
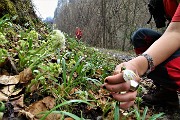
[
  {"x1": 141, "y1": 53, "x2": 155, "y2": 75},
  {"x1": 128, "y1": 56, "x2": 149, "y2": 76}
]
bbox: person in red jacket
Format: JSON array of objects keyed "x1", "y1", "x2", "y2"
[
  {"x1": 102, "y1": 0, "x2": 180, "y2": 109},
  {"x1": 75, "y1": 27, "x2": 82, "y2": 40}
]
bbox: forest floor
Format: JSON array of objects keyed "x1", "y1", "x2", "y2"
[{"x1": 97, "y1": 48, "x2": 180, "y2": 120}]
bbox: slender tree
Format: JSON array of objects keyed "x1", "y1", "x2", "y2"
[{"x1": 54, "y1": 0, "x2": 151, "y2": 51}]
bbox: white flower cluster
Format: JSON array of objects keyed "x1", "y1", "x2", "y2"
[{"x1": 49, "y1": 30, "x2": 66, "y2": 50}]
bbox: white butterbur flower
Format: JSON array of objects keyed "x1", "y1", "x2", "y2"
[
  {"x1": 33, "y1": 30, "x2": 66, "y2": 55},
  {"x1": 49, "y1": 30, "x2": 66, "y2": 50}
]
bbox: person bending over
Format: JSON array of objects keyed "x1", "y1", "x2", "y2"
[{"x1": 102, "y1": 0, "x2": 180, "y2": 109}]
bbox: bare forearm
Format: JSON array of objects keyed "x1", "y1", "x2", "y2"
[
  {"x1": 128, "y1": 22, "x2": 180, "y2": 76},
  {"x1": 145, "y1": 32, "x2": 180, "y2": 66}
]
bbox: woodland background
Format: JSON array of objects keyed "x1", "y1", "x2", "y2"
[
  {"x1": 54, "y1": 0, "x2": 161, "y2": 51},
  {"x1": 0, "y1": 0, "x2": 161, "y2": 51}
]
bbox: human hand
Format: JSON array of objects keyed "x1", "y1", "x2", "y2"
[{"x1": 102, "y1": 62, "x2": 140, "y2": 109}]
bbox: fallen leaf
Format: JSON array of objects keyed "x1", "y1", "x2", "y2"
[
  {"x1": 69, "y1": 87, "x2": 79, "y2": 95},
  {"x1": 19, "y1": 68, "x2": 33, "y2": 83},
  {"x1": 64, "y1": 117, "x2": 74, "y2": 120},
  {"x1": 27, "y1": 100, "x2": 48, "y2": 119},
  {"x1": 42, "y1": 96, "x2": 55, "y2": 109},
  {"x1": 0, "y1": 92, "x2": 8, "y2": 101},
  {"x1": 29, "y1": 83, "x2": 40, "y2": 93},
  {"x1": 11, "y1": 94, "x2": 24, "y2": 112},
  {"x1": 1, "y1": 85, "x2": 15, "y2": 96},
  {"x1": 11, "y1": 88, "x2": 23, "y2": 96},
  {"x1": 26, "y1": 96, "x2": 60, "y2": 120},
  {"x1": 18, "y1": 110, "x2": 36, "y2": 120},
  {"x1": 0, "y1": 75, "x2": 19, "y2": 85},
  {"x1": 96, "y1": 69, "x2": 102, "y2": 75}
]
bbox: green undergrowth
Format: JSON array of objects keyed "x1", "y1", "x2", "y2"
[{"x1": 0, "y1": 14, "x2": 164, "y2": 120}]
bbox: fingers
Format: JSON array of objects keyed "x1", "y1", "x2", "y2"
[
  {"x1": 111, "y1": 92, "x2": 137, "y2": 110},
  {"x1": 104, "y1": 74, "x2": 140, "y2": 90},
  {"x1": 120, "y1": 101, "x2": 135, "y2": 110},
  {"x1": 113, "y1": 64, "x2": 123, "y2": 75},
  {"x1": 114, "y1": 62, "x2": 139, "y2": 76},
  {"x1": 111, "y1": 91, "x2": 137, "y2": 102},
  {"x1": 102, "y1": 62, "x2": 141, "y2": 110},
  {"x1": 103, "y1": 81, "x2": 131, "y2": 92},
  {"x1": 105, "y1": 64, "x2": 140, "y2": 85},
  {"x1": 104, "y1": 73, "x2": 124, "y2": 84}
]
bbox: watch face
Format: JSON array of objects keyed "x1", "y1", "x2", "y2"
[{"x1": 123, "y1": 70, "x2": 137, "y2": 82}]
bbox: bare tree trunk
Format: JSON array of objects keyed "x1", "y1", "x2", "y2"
[
  {"x1": 121, "y1": 0, "x2": 130, "y2": 51},
  {"x1": 55, "y1": 0, "x2": 151, "y2": 51},
  {"x1": 101, "y1": 0, "x2": 106, "y2": 48}
]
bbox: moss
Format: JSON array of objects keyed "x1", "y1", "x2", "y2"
[
  {"x1": 0, "y1": 0, "x2": 17, "y2": 17},
  {"x1": 0, "y1": 0, "x2": 43, "y2": 30}
]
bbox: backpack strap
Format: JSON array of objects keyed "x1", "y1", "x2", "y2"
[
  {"x1": 147, "y1": 0, "x2": 166, "y2": 28},
  {"x1": 147, "y1": 1, "x2": 154, "y2": 24},
  {"x1": 147, "y1": 15, "x2": 153, "y2": 24}
]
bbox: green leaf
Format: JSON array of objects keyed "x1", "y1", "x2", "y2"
[
  {"x1": 69, "y1": 57, "x2": 84, "y2": 83},
  {"x1": 85, "y1": 77, "x2": 102, "y2": 86},
  {"x1": 142, "y1": 106, "x2": 148, "y2": 120},
  {"x1": 114, "y1": 102, "x2": 120, "y2": 120},
  {"x1": 52, "y1": 111, "x2": 83, "y2": 120},
  {"x1": 62, "y1": 57, "x2": 67, "y2": 87},
  {"x1": 149, "y1": 113, "x2": 165, "y2": 120},
  {"x1": 40, "y1": 100, "x2": 92, "y2": 120},
  {"x1": 134, "y1": 108, "x2": 140, "y2": 120}
]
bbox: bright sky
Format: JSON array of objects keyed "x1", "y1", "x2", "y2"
[{"x1": 32, "y1": 0, "x2": 58, "y2": 19}]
